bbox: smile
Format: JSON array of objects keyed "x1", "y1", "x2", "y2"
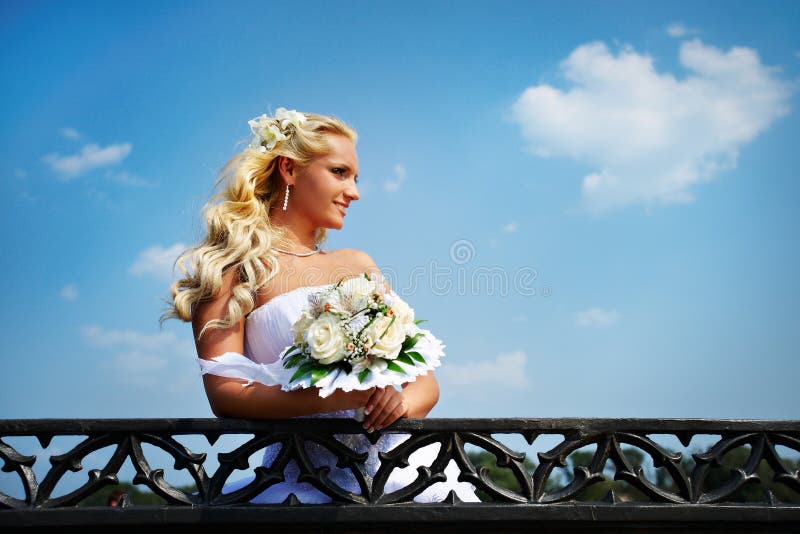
[{"x1": 334, "y1": 202, "x2": 347, "y2": 216}]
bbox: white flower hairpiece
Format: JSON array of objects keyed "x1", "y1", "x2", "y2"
[
  {"x1": 275, "y1": 107, "x2": 307, "y2": 129},
  {"x1": 247, "y1": 107, "x2": 307, "y2": 153}
]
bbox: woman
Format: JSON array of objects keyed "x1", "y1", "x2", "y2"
[{"x1": 162, "y1": 108, "x2": 479, "y2": 503}]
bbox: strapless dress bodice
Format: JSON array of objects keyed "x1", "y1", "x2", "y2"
[{"x1": 244, "y1": 283, "x2": 336, "y2": 365}]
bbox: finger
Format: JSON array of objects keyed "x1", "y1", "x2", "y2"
[
  {"x1": 363, "y1": 392, "x2": 388, "y2": 428},
  {"x1": 363, "y1": 389, "x2": 391, "y2": 429},
  {"x1": 367, "y1": 386, "x2": 379, "y2": 404},
  {"x1": 371, "y1": 391, "x2": 404, "y2": 429},
  {"x1": 361, "y1": 388, "x2": 382, "y2": 427},
  {"x1": 364, "y1": 387, "x2": 385, "y2": 416},
  {"x1": 373, "y1": 395, "x2": 407, "y2": 429}
]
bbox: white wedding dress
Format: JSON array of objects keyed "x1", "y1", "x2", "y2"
[{"x1": 202, "y1": 284, "x2": 481, "y2": 504}]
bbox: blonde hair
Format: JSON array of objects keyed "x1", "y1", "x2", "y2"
[{"x1": 160, "y1": 111, "x2": 357, "y2": 338}]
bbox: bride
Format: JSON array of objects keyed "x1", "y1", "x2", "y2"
[{"x1": 162, "y1": 108, "x2": 480, "y2": 503}]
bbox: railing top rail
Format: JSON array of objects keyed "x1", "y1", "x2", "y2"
[{"x1": 2, "y1": 417, "x2": 799, "y2": 435}]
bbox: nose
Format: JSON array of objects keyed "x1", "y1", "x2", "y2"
[{"x1": 345, "y1": 180, "x2": 360, "y2": 202}]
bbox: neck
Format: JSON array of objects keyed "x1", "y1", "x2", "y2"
[{"x1": 269, "y1": 206, "x2": 318, "y2": 250}]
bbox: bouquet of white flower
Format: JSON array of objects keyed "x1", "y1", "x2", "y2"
[
  {"x1": 276, "y1": 272, "x2": 444, "y2": 419},
  {"x1": 196, "y1": 272, "x2": 444, "y2": 422}
]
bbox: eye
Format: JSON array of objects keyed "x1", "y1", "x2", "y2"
[{"x1": 332, "y1": 167, "x2": 358, "y2": 184}]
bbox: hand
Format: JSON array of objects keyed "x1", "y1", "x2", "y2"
[
  {"x1": 328, "y1": 386, "x2": 377, "y2": 412},
  {"x1": 362, "y1": 386, "x2": 408, "y2": 433}
]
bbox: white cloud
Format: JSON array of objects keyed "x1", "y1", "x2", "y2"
[
  {"x1": 82, "y1": 325, "x2": 181, "y2": 350},
  {"x1": 511, "y1": 39, "x2": 793, "y2": 214},
  {"x1": 502, "y1": 222, "x2": 518, "y2": 233},
  {"x1": 81, "y1": 325, "x2": 195, "y2": 387},
  {"x1": 437, "y1": 351, "x2": 529, "y2": 389},
  {"x1": 666, "y1": 22, "x2": 691, "y2": 38},
  {"x1": 384, "y1": 164, "x2": 407, "y2": 192},
  {"x1": 575, "y1": 307, "x2": 621, "y2": 327},
  {"x1": 108, "y1": 170, "x2": 149, "y2": 187},
  {"x1": 59, "y1": 127, "x2": 81, "y2": 140},
  {"x1": 59, "y1": 284, "x2": 78, "y2": 301},
  {"x1": 43, "y1": 142, "x2": 132, "y2": 179},
  {"x1": 129, "y1": 243, "x2": 187, "y2": 281}
]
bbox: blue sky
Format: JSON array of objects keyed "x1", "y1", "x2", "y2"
[{"x1": 1, "y1": 0, "x2": 799, "y2": 424}]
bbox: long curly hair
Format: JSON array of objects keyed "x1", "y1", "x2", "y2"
[{"x1": 160, "y1": 110, "x2": 358, "y2": 339}]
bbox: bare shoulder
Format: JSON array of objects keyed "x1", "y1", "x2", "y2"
[
  {"x1": 329, "y1": 248, "x2": 392, "y2": 291},
  {"x1": 330, "y1": 248, "x2": 378, "y2": 270}
]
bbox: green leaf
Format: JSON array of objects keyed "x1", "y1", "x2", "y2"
[
  {"x1": 358, "y1": 369, "x2": 370, "y2": 383},
  {"x1": 289, "y1": 360, "x2": 317, "y2": 381},
  {"x1": 406, "y1": 351, "x2": 426, "y2": 364},
  {"x1": 280, "y1": 344, "x2": 298, "y2": 360},
  {"x1": 396, "y1": 352, "x2": 415, "y2": 366},
  {"x1": 297, "y1": 360, "x2": 317, "y2": 373},
  {"x1": 284, "y1": 353, "x2": 305, "y2": 369},
  {"x1": 290, "y1": 366, "x2": 312, "y2": 383},
  {"x1": 414, "y1": 319, "x2": 427, "y2": 325},
  {"x1": 402, "y1": 333, "x2": 424, "y2": 350},
  {"x1": 310, "y1": 366, "x2": 331, "y2": 385},
  {"x1": 386, "y1": 360, "x2": 406, "y2": 374}
]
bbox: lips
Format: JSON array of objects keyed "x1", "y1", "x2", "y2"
[{"x1": 334, "y1": 202, "x2": 348, "y2": 216}]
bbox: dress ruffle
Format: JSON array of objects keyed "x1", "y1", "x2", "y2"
[{"x1": 197, "y1": 328, "x2": 445, "y2": 398}]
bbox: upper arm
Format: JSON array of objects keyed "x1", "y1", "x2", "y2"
[
  {"x1": 192, "y1": 266, "x2": 245, "y2": 360},
  {"x1": 192, "y1": 266, "x2": 249, "y2": 417}
]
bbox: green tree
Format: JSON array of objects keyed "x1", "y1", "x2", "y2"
[
  {"x1": 78, "y1": 482, "x2": 197, "y2": 507},
  {"x1": 466, "y1": 449, "x2": 562, "y2": 502}
]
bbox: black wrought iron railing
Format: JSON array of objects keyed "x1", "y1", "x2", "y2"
[{"x1": 1, "y1": 418, "x2": 799, "y2": 531}]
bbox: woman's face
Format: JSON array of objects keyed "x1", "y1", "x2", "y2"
[{"x1": 291, "y1": 133, "x2": 360, "y2": 230}]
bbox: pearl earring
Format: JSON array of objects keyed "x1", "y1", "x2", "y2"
[{"x1": 283, "y1": 184, "x2": 290, "y2": 211}]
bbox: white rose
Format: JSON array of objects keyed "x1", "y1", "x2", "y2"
[
  {"x1": 291, "y1": 309, "x2": 315, "y2": 344},
  {"x1": 351, "y1": 354, "x2": 388, "y2": 374},
  {"x1": 389, "y1": 298, "x2": 415, "y2": 332},
  {"x1": 367, "y1": 315, "x2": 405, "y2": 361},
  {"x1": 306, "y1": 312, "x2": 347, "y2": 364}
]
